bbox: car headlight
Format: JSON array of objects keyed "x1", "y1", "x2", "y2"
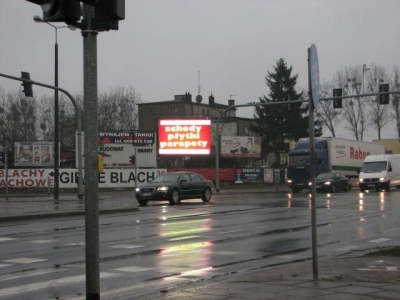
[
  {"x1": 135, "y1": 188, "x2": 140, "y2": 192},
  {"x1": 359, "y1": 178, "x2": 363, "y2": 183},
  {"x1": 324, "y1": 182, "x2": 331, "y2": 185},
  {"x1": 157, "y1": 186, "x2": 169, "y2": 191},
  {"x1": 380, "y1": 177, "x2": 387, "y2": 182},
  {"x1": 287, "y1": 180, "x2": 292, "y2": 184}
]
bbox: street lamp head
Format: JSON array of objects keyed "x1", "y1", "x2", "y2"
[{"x1": 33, "y1": 15, "x2": 43, "y2": 23}]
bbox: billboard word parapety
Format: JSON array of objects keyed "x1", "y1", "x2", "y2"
[{"x1": 158, "y1": 119, "x2": 211, "y2": 155}]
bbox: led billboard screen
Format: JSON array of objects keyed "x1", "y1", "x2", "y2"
[{"x1": 158, "y1": 119, "x2": 211, "y2": 155}]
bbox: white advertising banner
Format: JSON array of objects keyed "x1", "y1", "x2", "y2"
[
  {"x1": 0, "y1": 168, "x2": 167, "y2": 189},
  {"x1": 220, "y1": 136, "x2": 261, "y2": 158},
  {"x1": 14, "y1": 141, "x2": 58, "y2": 167}
]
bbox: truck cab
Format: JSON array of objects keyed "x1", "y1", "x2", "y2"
[{"x1": 286, "y1": 139, "x2": 328, "y2": 193}]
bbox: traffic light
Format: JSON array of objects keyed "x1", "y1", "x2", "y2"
[
  {"x1": 129, "y1": 155, "x2": 135, "y2": 164},
  {"x1": 21, "y1": 72, "x2": 33, "y2": 97},
  {"x1": 26, "y1": 0, "x2": 80, "y2": 23},
  {"x1": 93, "y1": 0, "x2": 125, "y2": 31},
  {"x1": 333, "y1": 88, "x2": 343, "y2": 109},
  {"x1": 379, "y1": 83, "x2": 390, "y2": 105},
  {"x1": 97, "y1": 155, "x2": 103, "y2": 173}
]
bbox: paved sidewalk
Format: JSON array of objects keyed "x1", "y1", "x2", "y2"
[
  {"x1": 1, "y1": 186, "x2": 399, "y2": 299},
  {"x1": 137, "y1": 255, "x2": 400, "y2": 300}
]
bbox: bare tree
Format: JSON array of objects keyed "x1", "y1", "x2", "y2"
[
  {"x1": 98, "y1": 86, "x2": 142, "y2": 132},
  {"x1": 390, "y1": 65, "x2": 400, "y2": 138},
  {"x1": 364, "y1": 64, "x2": 391, "y2": 140},
  {"x1": 334, "y1": 66, "x2": 368, "y2": 141},
  {"x1": 37, "y1": 94, "x2": 54, "y2": 141},
  {"x1": 36, "y1": 93, "x2": 80, "y2": 149},
  {"x1": 6, "y1": 91, "x2": 38, "y2": 142},
  {"x1": 315, "y1": 81, "x2": 341, "y2": 137}
]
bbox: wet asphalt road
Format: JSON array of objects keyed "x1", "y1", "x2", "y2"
[{"x1": 0, "y1": 189, "x2": 399, "y2": 299}]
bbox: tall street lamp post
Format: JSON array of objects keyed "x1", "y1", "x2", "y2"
[{"x1": 33, "y1": 16, "x2": 75, "y2": 200}]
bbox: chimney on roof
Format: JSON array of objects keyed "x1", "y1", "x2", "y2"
[
  {"x1": 209, "y1": 93, "x2": 215, "y2": 106},
  {"x1": 228, "y1": 99, "x2": 235, "y2": 107},
  {"x1": 174, "y1": 93, "x2": 192, "y2": 102}
]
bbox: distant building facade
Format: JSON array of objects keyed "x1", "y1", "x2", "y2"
[
  {"x1": 137, "y1": 93, "x2": 258, "y2": 168},
  {"x1": 372, "y1": 139, "x2": 400, "y2": 154}
]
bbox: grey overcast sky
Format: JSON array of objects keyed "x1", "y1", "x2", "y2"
[{"x1": 1, "y1": 0, "x2": 399, "y2": 141}]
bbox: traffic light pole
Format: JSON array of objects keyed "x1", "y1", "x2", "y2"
[{"x1": 82, "y1": 4, "x2": 100, "y2": 300}]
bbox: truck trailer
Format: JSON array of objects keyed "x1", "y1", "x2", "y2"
[{"x1": 286, "y1": 137, "x2": 385, "y2": 193}]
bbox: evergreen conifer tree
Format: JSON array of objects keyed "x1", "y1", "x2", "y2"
[{"x1": 250, "y1": 58, "x2": 322, "y2": 167}]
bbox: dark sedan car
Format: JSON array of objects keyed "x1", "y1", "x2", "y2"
[
  {"x1": 315, "y1": 172, "x2": 352, "y2": 193},
  {"x1": 135, "y1": 172, "x2": 214, "y2": 206}
]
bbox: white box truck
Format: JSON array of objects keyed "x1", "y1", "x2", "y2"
[
  {"x1": 358, "y1": 154, "x2": 400, "y2": 192},
  {"x1": 286, "y1": 137, "x2": 385, "y2": 193}
]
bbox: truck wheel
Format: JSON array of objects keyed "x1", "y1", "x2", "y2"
[
  {"x1": 331, "y1": 185, "x2": 336, "y2": 193},
  {"x1": 360, "y1": 187, "x2": 365, "y2": 193},
  {"x1": 344, "y1": 184, "x2": 349, "y2": 192},
  {"x1": 385, "y1": 182, "x2": 391, "y2": 192}
]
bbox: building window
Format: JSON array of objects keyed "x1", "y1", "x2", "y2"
[
  {"x1": 169, "y1": 107, "x2": 178, "y2": 113},
  {"x1": 202, "y1": 108, "x2": 205, "y2": 115}
]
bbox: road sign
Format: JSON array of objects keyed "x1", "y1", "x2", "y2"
[{"x1": 309, "y1": 44, "x2": 320, "y2": 109}]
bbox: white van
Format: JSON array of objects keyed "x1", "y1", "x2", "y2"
[{"x1": 358, "y1": 154, "x2": 400, "y2": 192}]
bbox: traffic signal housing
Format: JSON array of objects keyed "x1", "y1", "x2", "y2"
[
  {"x1": 21, "y1": 72, "x2": 33, "y2": 97},
  {"x1": 379, "y1": 83, "x2": 390, "y2": 105},
  {"x1": 333, "y1": 88, "x2": 342, "y2": 109},
  {"x1": 27, "y1": 0, "x2": 80, "y2": 23},
  {"x1": 93, "y1": 0, "x2": 125, "y2": 31}
]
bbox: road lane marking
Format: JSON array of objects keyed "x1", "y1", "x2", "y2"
[
  {"x1": 0, "y1": 269, "x2": 67, "y2": 281},
  {"x1": 259, "y1": 225, "x2": 278, "y2": 228},
  {"x1": 2, "y1": 257, "x2": 48, "y2": 264},
  {"x1": 169, "y1": 236, "x2": 201, "y2": 241},
  {"x1": 277, "y1": 255, "x2": 299, "y2": 260},
  {"x1": 29, "y1": 240, "x2": 56, "y2": 244},
  {"x1": 65, "y1": 242, "x2": 85, "y2": 246},
  {"x1": 358, "y1": 266, "x2": 398, "y2": 271},
  {"x1": 0, "y1": 237, "x2": 16, "y2": 242},
  {"x1": 214, "y1": 251, "x2": 239, "y2": 255},
  {"x1": 0, "y1": 264, "x2": 12, "y2": 268},
  {"x1": 109, "y1": 244, "x2": 144, "y2": 249},
  {"x1": 368, "y1": 238, "x2": 391, "y2": 243},
  {"x1": 219, "y1": 230, "x2": 243, "y2": 234},
  {"x1": 113, "y1": 266, "x2": 153, "y2": 272},
  {"x1": 384, "y1": 228, "x2": 400, "y2": 233}
]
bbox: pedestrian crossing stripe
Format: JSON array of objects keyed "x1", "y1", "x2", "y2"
[{"x1": 2, "y1": 258, "x2": 48, "y2": 264}]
